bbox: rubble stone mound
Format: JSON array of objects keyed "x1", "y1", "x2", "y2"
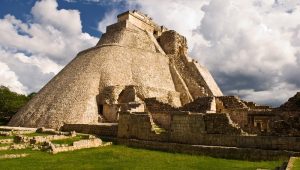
[{"x1": 279, "y1": 92, "x2": 300, "y2": 111}]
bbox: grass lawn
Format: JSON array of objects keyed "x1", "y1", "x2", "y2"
[
  {"x1": 0, "y1": 132, "x2": 48, "y2": 139},
  {"x1": 24, "y1": 132, "x2": 51, "y2": 137},
  {"x1": 293, "y1": 158, "x2": 300, "y2": 170},
  {"x1": 0, "y1": 145, "x2": 283, "y2": 170},
  {"x1": 0, "y1": 135, "x2": 14, "y2": 139},
  {"x1": 51, "y1": 135, "x2": 84, "y2": 145}
]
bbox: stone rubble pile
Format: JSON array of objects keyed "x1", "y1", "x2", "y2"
[{"x1": 0, "y1": 126, "x2": 110, "y2": 158}]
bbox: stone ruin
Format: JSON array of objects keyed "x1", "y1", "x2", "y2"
[
  {"x1": 7, "y1": 10, "x2": 300, "y2": 160},
  {"x1": 0, "y1": 126, "x2": 111, "y2": 157}
]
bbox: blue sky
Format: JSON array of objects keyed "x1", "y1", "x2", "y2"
[
  {"x1": 0, "y1": 0, "x2": 300, "y2": 106},
  {"x1": 0, "y1": 0, "x2": 125, "y2": 37}
]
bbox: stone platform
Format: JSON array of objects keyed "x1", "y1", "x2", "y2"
[
  {"x1": 61, "y1": 123, "x2": 118, "y2": 137},
  {"x1": 117, "y1": 138, "x2": 300, "y2": 161}
]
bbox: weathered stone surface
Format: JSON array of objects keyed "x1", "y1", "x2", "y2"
[
  {"x1": 203, "y1": 113, "x2": 242, "y2": 134},
  {"x1": 8, "y1": 10, "x2": 222, "y2": 129},
  {"x1": 0, "y1": 139, "x2": 13, "y2": 144},
  {"x1": 7, "y1": 10, "x2": 300, "y2": 159},
  {"x1": 0, "y1": 154, "x2": 28, "y2": 159},
  {"x1": 181, "y1": 97, "x2": 216, "y2": 113},
  {"x1": 279, "y1": 92, "x2": 300, "y2": 111},
  {"x1": 0, "y1": 126, "x2": 36, "y2": 132},
  {"x1": 14, "y1": 135, "x2": 30, "y2": 143},
  {"x1": 36, "y1": 127, "x2": 46, "y2": 133},
  {"x1": 286, "y1": 157, "x2": 298, "y2": 170},
  {"x1": 9, "y1": 144, "x2": 28, "y2": 150},
  {"x1": 30, "y1": 135, "x2": 71, "y2": 144},
  {"x1": 0, "y1": 146, "x2": 9, "y2": 151},
  {"x1": 61, "y1": 123, "x2": 118, "y2": 137},
  {"x1": 159, "y1": 30, "x2": 223, "y2": 99},
  {"x1": 50, "y1": 138, "x2": 103, "y2": 154}
]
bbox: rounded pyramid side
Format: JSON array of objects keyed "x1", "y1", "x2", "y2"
[{"x1": 8, "y1": 31, "x2": 177, "y2": 129}]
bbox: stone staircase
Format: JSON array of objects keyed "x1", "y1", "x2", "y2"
[{"x1": 148, "y1": 112, "x2": 166, "y2": 134}]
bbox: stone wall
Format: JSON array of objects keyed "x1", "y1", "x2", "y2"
[
  {"x1": 169, "y1": 112, "x2": 243, "y2": 143},
  {"x1": 118, "y1": 111, "x2": 242, "y2": 141},
  {"x1": 181, "y1": 97, "x2": 216, "y2": 113},
  {"x1": 117, "y1": 112, "x2": 167, "y2": 141},
  {"x1": 159, "y1": 30, "x2": 223, "y2": 102},
  {"x1": 50, "y1": 138, "x2": 103, "y2": 154},
  {"x1": 150, "y1": 112, "x2": 171, "y2": 130},
  {"x1": 117, "y1": 11, "x2": 160, "y2": 34},
  {"x1": 117, "y1": 138, "x2": 300, "y2": 161},
  {"x1": 204, "y1": 114, "x2": 242, "y2": 134},
  {"x1": 169, "y1": 63, "x2": 193, "y2": 105},
  {"x1": 217, "y1": 96, "x2": 248, "y2": 110},
  {"x1": 215, "y1": 96, "x2": 251, "y2": 130},
  {"x1": 145, "y1": 98, "x2": 179, "y2": 112},
  {"x1": 117, "y1": 111, "x2": 300, "y2": 152},
  {"x1": 61, "y1": 123, "x2": 118, "y2": 137},
  {"x1": 169, "y1": 112, "x2": 206, "y2": 143},
  {"x1": 224, "y1": 109, "x2": 249, "y2": 129},
  {"x1": 97, "y1": 21, "x2": 157, "y2": 52}
]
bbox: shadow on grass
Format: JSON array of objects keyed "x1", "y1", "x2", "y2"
[{"x1": 0, "y1": 145, "x2": 284, "y2": 170}]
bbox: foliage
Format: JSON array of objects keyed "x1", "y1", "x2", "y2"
[
  {"x1": 27, "y1": 92, "x2": 37, "y2": 100},
  {"x1": 24, "y1": 133, "x2": 51, "y2": 137},
  {"x1": 0, "y1": 145, "x2": 283, "y2": 170},
  {"x1": 296, "y1": 98, "x2": 300, "y2": 106},
  {"x1": 0, "y1": 86, "x2": 34, "y2": 124},
  {"x1": 293, "y1": 158, "x2": 300, "y2": 170}
]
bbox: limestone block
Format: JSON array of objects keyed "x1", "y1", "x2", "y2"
[{"x1": 0, "y1": 154, "x2": 28, "y2": 159}]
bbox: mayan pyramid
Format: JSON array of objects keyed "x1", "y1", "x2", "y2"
[{"x1": 9, "y1": 11, "x2": 223, "y2": 129}]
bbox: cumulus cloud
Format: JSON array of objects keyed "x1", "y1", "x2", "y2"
[
  {"x1": 0, "y1": 61, "x2": 26, "y2": 94},
  {"x1": 97, "y1": 9, "x2": 118, "y2": 33},
  {"x1": 1, "y1": 0, "x2": 299, "y2": 106},
  {"x1": 32, "y1": 0, "x2": 82, "y2": 35},
  {"x1": 95, "y1": 0, "x2": 300, "y2": 106},
  {"x1": 0, "y1": 0, "x2": 98, "y2": 94},
  {"x1": 126, "y1": 0, "x2": 210, "y2": 50},
  {"x1": 197, "y1": 0, "x2": 300, "y2": 106}
]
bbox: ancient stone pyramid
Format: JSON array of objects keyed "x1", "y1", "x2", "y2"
[{"x1": 9, "y1": 11, "x2": 223, "y2": 129}]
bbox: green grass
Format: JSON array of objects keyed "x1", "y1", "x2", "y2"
[
  {"x1": 0, "y1": 135, "x2": 13, "y2": 139},
  {"x1": 24, "y1": 132, "x2": 50, "y2": 137},
  {"x1": 0, "y1": 143, "x2": 10, "y2": 147},
  {"x1": 293, "y1": 158, "x2": 300, "y2": 170},
  {"x1": 51, "y1": 135, "x2": 84, "y2": 145},
  {"x1": 0, "y1": 145, "x2": 283, "y2": 170},
  {"x1": 0, "y1": 132, "x2": 48, "y2": 139}
]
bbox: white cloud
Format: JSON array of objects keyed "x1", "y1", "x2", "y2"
[
  {"x1": 0, "y1": 0, "x2": 98, "y2": 94},
  {"x1": 197, "y1": 0, "x2": 300, "y2": 106},
  {"x1": 126, "y1": 0, "x2": 210, "y2": 49},
  {"x1": 99, "y1": 0, "x2": 299, "y2": 106},
  {"x1": 1, "y1": 0, "x2": 299, "y2": 106},
  {"x1": 97, "y1": 10, "x2": 118, "y2": 33},
  {"x1": 31, "y1": 0, "x2": 82, "y2": 35},
  {"x1": 0, "y1": 61, "x2": 26, "y2": 94},
  {"x1": 0, "y1": 47, "x2": 59, "y2": 93}
]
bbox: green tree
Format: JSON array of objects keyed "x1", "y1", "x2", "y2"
[
  {"x1": 28, "y1": 92, "x2": 37, "y2": 100},
  {"x1": 0, "y1": 86, "x2": 32, "y2": 125}
]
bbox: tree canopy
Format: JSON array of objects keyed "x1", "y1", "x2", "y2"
[{"x1": 0, "y1": 86, "x2": 33, "y2": 124}]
